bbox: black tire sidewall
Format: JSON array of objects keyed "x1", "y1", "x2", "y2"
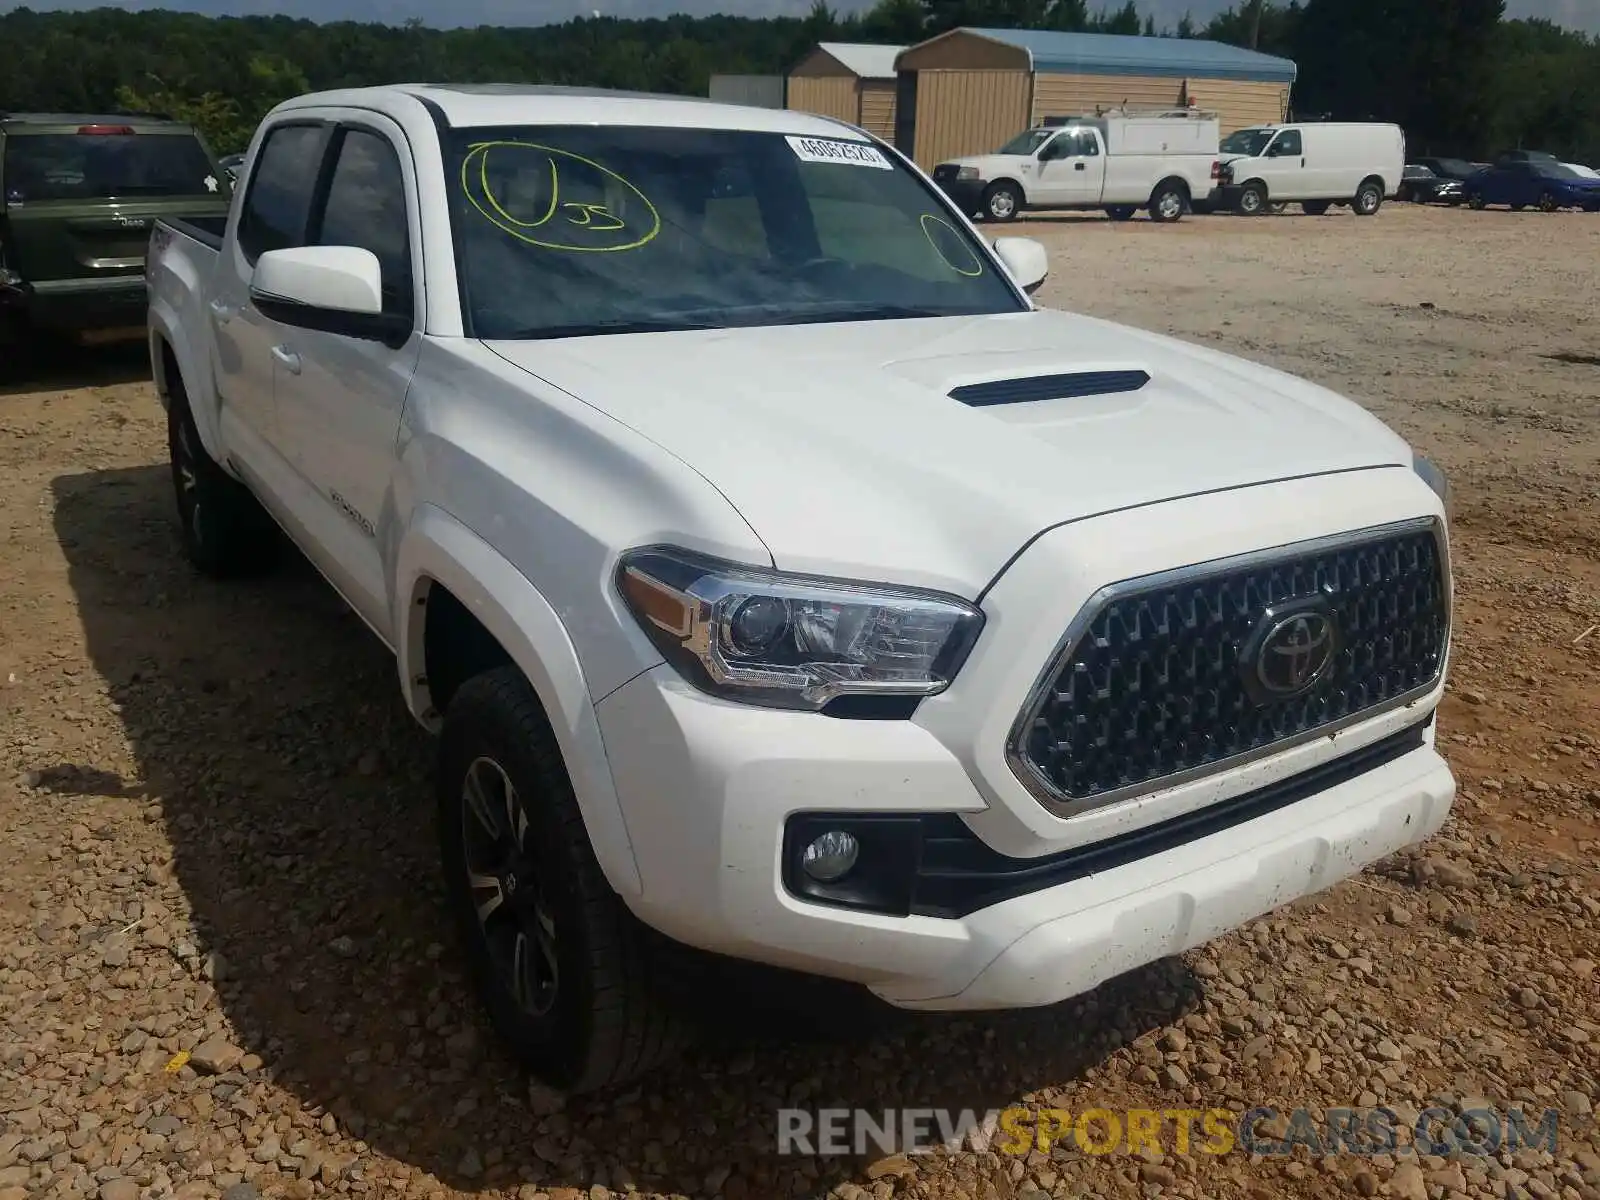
[
  {"x1": 436, "y1": 673, "x2": 606, "y2": 1087},
  {"x1": 1239, "y1": 184, "x2": 1266, "y2": 215},
  {"x1": 1356, "y1": 184, "x2": 1382, "y2": 215}
]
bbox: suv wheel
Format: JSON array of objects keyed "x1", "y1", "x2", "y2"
[
  {"x1": 166, "y1": 378, "x2": 278, "y2": 577},
  {"x1": 982, "y1": 181, "x2": 1021, "y2": 222},
  {"x1": 438, "y1": 667, "x2": 687, "y2": 1093}
]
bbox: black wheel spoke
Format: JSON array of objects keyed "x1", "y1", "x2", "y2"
[{"x1": 459, "y1": 753, "x2": 558, "y2": 1019}]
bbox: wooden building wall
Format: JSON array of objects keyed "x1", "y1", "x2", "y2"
[
  {"x1": 1030, "y1": 73, "x2": 1288, "y2": 135},
  {"x1": 786, "y1": 75, "x2": 860, "y2": 125},
  {"x1": 858, "y1": 80, "x2": 897, "y2": 141},
  {"x1": 911, "y1": 70, "x2": 1034, "y2": 168}
]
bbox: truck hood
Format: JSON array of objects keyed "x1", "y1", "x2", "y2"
[
  {"x1": 484, "y1": 308, "x2": 1412, "y2": 597},
  {"x1": 940, "y1": 154, "x2": 1024, "y2": 181}
]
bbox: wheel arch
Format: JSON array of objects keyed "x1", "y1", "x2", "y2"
[
  {"x1": 984, "y1": 176, "x2": 1026, "y2": 207},
  {"x1": 1149, "y1": 174, "x2": 1192, "y2": 203},
  {"x1": 396, "y1": 502, "x2": 645, "y2": 898},
  {"x1": 148, "y1": 322, "x2": 228, "y2": 469}
]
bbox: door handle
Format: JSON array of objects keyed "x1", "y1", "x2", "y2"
[
  {"x1": 1074, "y1": 162, "x2": 1086, "y2": 171},
  {"x1": 208, "y1": 299, "x2": 233, "y2": 324},
  {"x1": 271, "y1": 344, "x2": 302, "y2": 375}
]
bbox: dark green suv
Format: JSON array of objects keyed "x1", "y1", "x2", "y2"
[{"x1": 1, "y1": 112, "x2": 232, "y2": 366}]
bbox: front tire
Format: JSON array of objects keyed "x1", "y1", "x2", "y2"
[
  {"x1": 438, "y1": 667, "x2": 687, "y2": 1093},
  {"x1": 982, "y1": 180, "x2": 1021, "y2": 223},
  {"x1": 1236, "y1": 181, "x2": 1268, "y2": 216},
  {"x1": 1538, "y1": 191, "x2": 1559, "y2": 212},
  {"x1": 1354, "y1": 180, "x2": 1384, "y2": 215},
  {"x1": 1301, "y1": 200, "x2": 1331, "y2": 215},
  {"x1": 1105, "y1": 205, "x2": 1137, "y2": 221},
  {"x1": 166, "y1": 377, "x2": 277, "y2": 578},
  {"x1": 1468, "y1": 193, "x2": 1486, "y2": 210}
]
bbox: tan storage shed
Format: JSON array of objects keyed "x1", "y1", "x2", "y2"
[
  {"x1": 786, "y1": 42, "x2": 906, "y2": 142},
  {"x1": 894, "y1": 27, "x2": 1297, "y2": 168}
]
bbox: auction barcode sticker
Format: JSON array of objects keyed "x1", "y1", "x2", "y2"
[{"x1": 786, "y1": 136, "x2": 893, "y2": 169}]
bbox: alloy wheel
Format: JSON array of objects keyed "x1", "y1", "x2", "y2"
[
  {"x1": 174, "y1": 419, "x2": 203, "y2": 545},
  {"x1": 461, "y1": 755, "x2": 559, "y2": 1019}
]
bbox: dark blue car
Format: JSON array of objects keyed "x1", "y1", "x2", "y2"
[{"x1": 1463, "y1": 160, "x2": 1600, "y2": 212}]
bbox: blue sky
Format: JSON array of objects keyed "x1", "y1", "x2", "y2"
[{"x1": 3, "y1": 0, "x2": 1596, "y2": 33}]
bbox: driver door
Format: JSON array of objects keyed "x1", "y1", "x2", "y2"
[
  {"x1": 1032, "y1": 131, "x2": 1103, "y2": 206},
  {"x1": 1263, "y1": 129, "x2": 1308, "y2": 198}
]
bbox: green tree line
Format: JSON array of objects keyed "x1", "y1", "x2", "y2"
[{"x1": 1, "y1": 0, "x2": 1595, "y2": 163}]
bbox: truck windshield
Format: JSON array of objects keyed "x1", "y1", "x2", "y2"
[
  {"x1": 1219, "y1": 129, "x2": 1276, "y2": 157},
  {"x1": 997, "y1": 129, "x2": 1054, "y2": 156},
  {"x1": 444, "y1": 125, "x2": 1027, "y2": 340},
  {"x1": 3, "y1": 132, "x2": 223, "y2": 202}
]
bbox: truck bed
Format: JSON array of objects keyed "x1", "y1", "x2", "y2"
[{"x1": 161, "y1": 215, "x2": 226, "y2": 251}]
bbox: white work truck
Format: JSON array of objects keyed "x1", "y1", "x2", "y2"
[
  {"x1": 146, "y1": 83, "x2": 1457, "y2": 1093},
  {"x1": 932, "y1": 110, "x2": 1222, "y2": 223}
]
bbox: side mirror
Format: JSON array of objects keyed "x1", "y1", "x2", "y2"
[
  {"x1": 250, "y1": 246, "x2": 410, "y2": 346},
  {"x1": 992, "y1": 236, "x2": 1048, "y2": 295},
  {"x1": 252, "y1": 246, "x2": 383, "y2": 314}
]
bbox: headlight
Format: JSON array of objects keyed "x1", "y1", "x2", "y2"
[
  {"x1": 956, "y1": 166, "x2": 980, "y2": 181},
  {"x1": 1413, "y1": 453, "x2": 1450, "y2": 510},
  {"x1": 616, "y1": 547, "x2": 984, "y2": 710}
]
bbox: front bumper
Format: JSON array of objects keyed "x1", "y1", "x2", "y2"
[
  {"x1": 599, "y1": 664, "x2": 1451, "y2": 1009},
  {"x1": 595, "y1": 469, "x2": 1455, "y2": 1010},
  {"x1": 935, "y1": 177, "x2": 989, "y2": 216},
  {"x1": 4, "y1": 275, "x2": 148, "y2": 333}
]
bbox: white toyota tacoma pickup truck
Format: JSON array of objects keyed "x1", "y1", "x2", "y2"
[{"x1": 146, "y1": 83, "x2": 1456, "y2": 1093}]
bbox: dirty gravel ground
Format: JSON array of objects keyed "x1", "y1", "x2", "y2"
[{"x1": 2, "y1": 203, "x2": 1597, "y2": 1200}]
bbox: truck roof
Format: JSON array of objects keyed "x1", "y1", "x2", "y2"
[{"x1": 270, "y1": 83, "x2": 877, "y2": 139}]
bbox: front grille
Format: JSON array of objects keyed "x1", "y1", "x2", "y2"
[{"x1": 1010, "y1": 520, "x2": 1449, "y2": 814}]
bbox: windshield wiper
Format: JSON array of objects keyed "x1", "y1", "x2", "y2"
[
  {"x1": 781, "y1": 303, "x2": 948, "y2": 325},
  {"x1": 487, "y1": 317, "x2": 723, "y2": 341}
]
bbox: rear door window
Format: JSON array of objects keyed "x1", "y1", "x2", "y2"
[
  {"x1": 3, "y1": 130, "x2": 221, "y2": 203},
  {"x1": 237, "y1": 123, "x2": 331, "y2": 264}
]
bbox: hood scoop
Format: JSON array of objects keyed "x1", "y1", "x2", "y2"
[{"x1": 949, "y1": 369, "x2": 1151, "y2": 408}]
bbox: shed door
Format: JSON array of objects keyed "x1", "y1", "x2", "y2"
[{"x1": 894, "y1": 71, "x2": 918, "y2": 154}]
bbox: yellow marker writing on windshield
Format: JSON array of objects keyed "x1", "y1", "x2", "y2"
[
  {"x1": 461, "y1": 141, "x2": 660, "y2": 253},
  {"x1": 920, "y1": 213, "x2": 984, "y2": 277}
]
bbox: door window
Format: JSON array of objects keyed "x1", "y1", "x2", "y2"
[
  {"x1": 237, "y1": 124, "x2": 330, "y2": 263},
  {"x1": 313, "y1": 127, "x2": 414, "y2": 318},
  {"x1": 1270, "y1": 130, "x2": 1302, "y2": 157},
  {"x1": 1073, "y1": 131, "x2": 1100, "y2": 157}
]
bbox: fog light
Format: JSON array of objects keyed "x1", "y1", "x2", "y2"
[{"x1": 801, "y1": 830, "x2": 859, "y2": 882}]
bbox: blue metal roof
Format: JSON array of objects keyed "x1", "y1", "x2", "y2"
[{"x1": 964, "y1": 27, "x2": 1297, "y2": 83}]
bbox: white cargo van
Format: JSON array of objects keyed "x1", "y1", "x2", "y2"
[
  {"x1": 933, "y1": 109, "x2": 1221, "y2": 223},
  {"x1": 1218, "y1": 122, "x2": 1405, "y2": 216}
]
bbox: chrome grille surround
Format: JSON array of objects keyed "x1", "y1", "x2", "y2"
[{"x1": 1007, "y1": 517, "x2": 1451, "y2": 819}]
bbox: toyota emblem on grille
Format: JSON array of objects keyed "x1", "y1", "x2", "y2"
[{"x1": 1243, "y1": 602, "x2": 1338, "y2": 701}]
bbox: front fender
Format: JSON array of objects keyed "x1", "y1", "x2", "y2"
[{"x1": 393, "y1": 503, "x2": 643, "y2": 898}]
